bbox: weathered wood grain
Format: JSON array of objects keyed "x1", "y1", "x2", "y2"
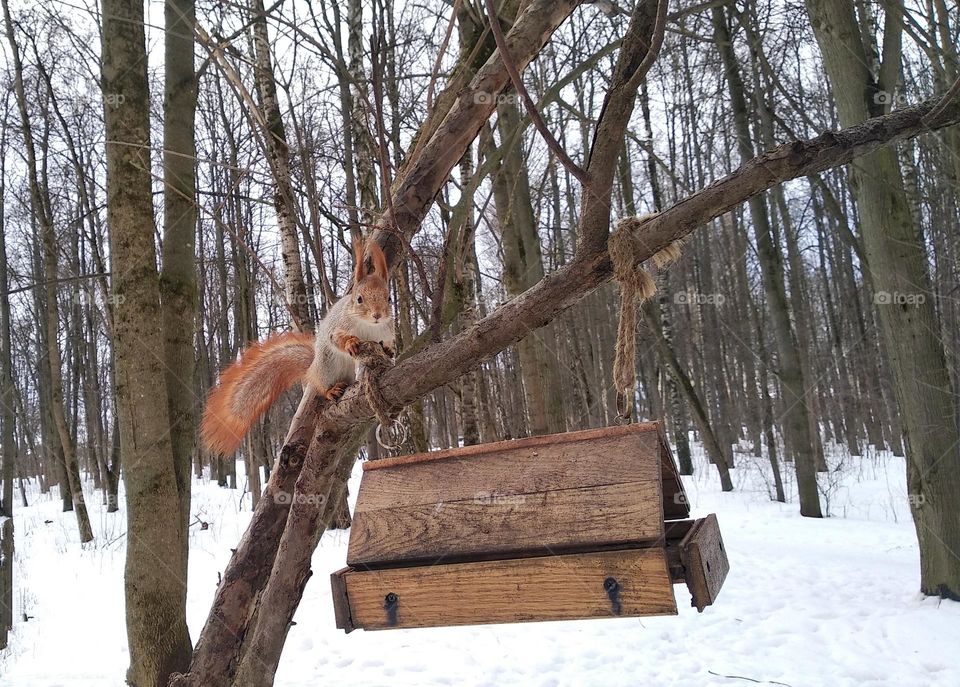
[
  {"x1": 329, "y1": 567, "x2": 355, "y2": 633},
  {"x1": 680, "y1": 514, "x2": 728, "y2": 612},
  {"x1": 348, "y1": 480, "x2": 664, "y2": 566},
  {"x1": 355, "y1": 428, "x2": 661, "y2": 510},
  {"x1": 338, "y1": 548, "x2": 677, "y2": 630},
  {"x1": 361, "y1": 422, "x2": 662, "y2": 472}
]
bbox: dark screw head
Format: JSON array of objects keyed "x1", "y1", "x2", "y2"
[
  {"x1": 603, "y1": 577, "x2": 619, "y2": 593},
  {"x1": 385, "y1": 592, "x2": 398, "y2": 605}
]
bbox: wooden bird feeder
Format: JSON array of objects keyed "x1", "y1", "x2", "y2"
[{"x1": 331, "y1": 422, "x2": 728, "y2": 632}]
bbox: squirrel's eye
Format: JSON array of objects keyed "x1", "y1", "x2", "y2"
[{"x1": 357, "y1": 295, "x2": 363, "y2": 304}]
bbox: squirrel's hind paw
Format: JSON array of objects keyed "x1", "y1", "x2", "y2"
[{"x1": 324, "y1": 381, "x2": 350, "y2": 401}]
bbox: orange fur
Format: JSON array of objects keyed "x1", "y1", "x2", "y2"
[
  {"x1": 332, "y1": 330, "x2": 362, "y2": 356},
  {"x1": 353, "y1": 238, "x2": 366, "y2": 285},
  {"x1": 368, "y1": 241, "x2": 388, "y2": 281},
  {"x1": 200, "y1": 332, "x2": 316, "y2": 456}
]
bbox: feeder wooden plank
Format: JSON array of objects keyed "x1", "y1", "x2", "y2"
[
  {"x1": 361, "y1": 423, "x2": 663, "y2": 472},
  {"x1": 348, "y1": 480, "x2": 664, "y2": 567},
  {"x1": 330, "y1": 566, "x2": 355, "y2": 632},
  {"x1": 355, "y1": 430, "x2": 661, "y2": 511},
  {"x1": 335, "y1": 548, "x2": 677, "y2": 631},
  {"x1": 658, "y1": 434, "x2": 690, "y2": 520},
  {"x1": 680, "y1": 514, "x2": 728, "y2": 612}
]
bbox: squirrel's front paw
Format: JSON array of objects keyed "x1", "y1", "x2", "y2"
[{"x1": 342, "y1": 335, "x2": 362, "y2": 357}]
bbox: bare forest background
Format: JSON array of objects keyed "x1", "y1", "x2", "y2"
[{"x1": 0, "y1": 0, "x2": 958, "y2": 685}]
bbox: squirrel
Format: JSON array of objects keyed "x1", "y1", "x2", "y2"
[{"x1": 200, "y1": 238, "x2": 395, "y2": 456}]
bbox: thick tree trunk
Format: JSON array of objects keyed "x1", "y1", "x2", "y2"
[
  {"x1": 101, "y1": 0, "x2": 193, "y2": 682},
  {"x1": 0, "y1": 133, "x2": 15, "y2": 649},
  {"x1": 805, "y1": 0, "x2": 960, "y2": 598}
]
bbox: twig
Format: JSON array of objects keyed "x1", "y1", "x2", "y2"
[
  {"x1": 922, "y1": 74, "x2": 960, "y2": 125},
  {"x1": 707, "y1": 670, "x2": 793, "y2": 686},
  {"x1": 3, "y1": 272, "x2": 111, "y2": 297},
  {"x1": 482, "y1": 0, "x2": 591, "y2": 185},
  {"x1": 426, "y1": 0, "x2": 463, "y2": 116}
]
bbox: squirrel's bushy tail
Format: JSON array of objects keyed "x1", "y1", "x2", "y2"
[{"x1": 200, "y1": 332, "x2": 315, "y2": 456}]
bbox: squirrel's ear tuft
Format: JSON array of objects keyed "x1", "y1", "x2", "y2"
[
  {"x1": 368, "y1": 239, "x2": 389, "y2": 282},
  {"x1": 353, "y1": 237, "x2": 365, "y2": 285}
]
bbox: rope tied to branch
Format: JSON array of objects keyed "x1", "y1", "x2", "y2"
[
  {"x1": 609, "y1": 213, "x2": 681, "y2": 420},
  {"x1": 353, "y1": 341, "x2": 396, "y2": 428}
]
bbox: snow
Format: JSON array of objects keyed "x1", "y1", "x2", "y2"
[{"x1": 2, "y1": 442, "x2": 959, "y2": 686}]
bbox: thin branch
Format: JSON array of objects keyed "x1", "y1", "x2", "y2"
[
  {"x1": 3, "y1": 273, "x2": 111, "y2": 297},
  {"x1": 922, "y1": 74, "x2": 960, "y2": 125},
  {"x1": 482, "y1": 0, "x2": 591, "y2": 185},
  {"x1": 426, "y1": 0, "x2": 462, "y2": 116}
]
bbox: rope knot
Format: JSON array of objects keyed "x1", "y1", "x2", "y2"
[
  {"x1": 352, "y1": 341, "x2": 397, "y2": 430},
  {"x1": 609, "y1": 213, "x2": 680, "y2": 419}
]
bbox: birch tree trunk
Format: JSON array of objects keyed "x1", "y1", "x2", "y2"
[{"x1": 250, "y1": 0, "x2": 312, "y2": 331}]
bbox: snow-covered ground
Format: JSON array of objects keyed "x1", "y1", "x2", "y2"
[{"x1": 2, "y1": 441, "x2": 959, "y2": 686}]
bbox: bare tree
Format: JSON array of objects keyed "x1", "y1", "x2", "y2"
[{"x1": 101, "y1": 0, "x2": 193, "y2": 682}]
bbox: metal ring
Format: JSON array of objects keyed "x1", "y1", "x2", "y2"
[{"x1": 376, "y1": 418, "x2": 408, "y2": 450}]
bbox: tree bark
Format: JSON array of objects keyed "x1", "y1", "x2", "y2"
[
  {"x1": 249, "y1": 0, "x2": 312, "y2": 331},
  {"x1": 161, "y1": 0, "x2": 198, "y2": 593},
  {"x1": 101, "y1": 0, "x2": 193, "y2": 681},
  {"x1": 805, "y1": 0, "x2": 960, "y2": 598}
]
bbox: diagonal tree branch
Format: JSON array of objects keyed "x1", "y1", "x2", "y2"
[{"x1": 312, "y1": 95, "x2": 960, "y2": 437}]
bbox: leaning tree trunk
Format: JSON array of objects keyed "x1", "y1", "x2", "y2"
[
  {"x1": 805, "y1": 0, "x2": 960, "y2": 598},
  {"x1": 101, "y1": 0, "x2": 193, "y2": 682},
  {"x1": 249, "y1": 0, "x2": 312, "y2": 331},
  {"x1": 173, "y1": 4, "x2": 585, "y2": 685},
  {"x1": 643, "y1": 307, "x2": 734, "y2": 491}
]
